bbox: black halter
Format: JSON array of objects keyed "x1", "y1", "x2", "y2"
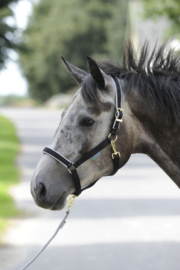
[{"x1": 43, "y1": 76, "x2": 123, "y2": 196}]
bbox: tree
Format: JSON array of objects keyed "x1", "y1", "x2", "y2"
[
  {"x1": 141, "y1": 0, "x2": 180, "y2": 38},
  {"x1": 20, "y1": 0, "x2": 129, "y2": 102},
  {"x1": 107, "y1": 1, "x2": 129, "y2": 61},
  {"x1": 0, "y1": 0, "x2": 19, "y2": 70}
]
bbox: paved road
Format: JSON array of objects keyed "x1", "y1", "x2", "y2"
[{"x1": 1, "y1": 108, "x2": 180, "y2": 270}]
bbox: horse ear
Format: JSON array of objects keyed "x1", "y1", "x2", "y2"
[
  {"x1": 61, "y1": 56, "x2": 88, "y2": 85},
  {"x1": 87, "y1": 56, "x2": 108, "y2": 89}
]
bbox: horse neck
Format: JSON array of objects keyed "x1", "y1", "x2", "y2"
[{"x1": 125, "y1": 85, "x2": 180, "y2": 188}]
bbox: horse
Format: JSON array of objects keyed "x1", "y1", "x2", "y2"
[{"x1": 31, "y1": 41, "x2": 180, "y2": 211}]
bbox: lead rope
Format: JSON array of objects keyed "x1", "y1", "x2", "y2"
[{"x1": 20, "y1": 195, "x2": 76, "y2": 270}]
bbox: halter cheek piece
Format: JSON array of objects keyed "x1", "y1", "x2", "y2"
[{"x1": 43, "y1": 76, "x2": 123, "y2": 196}]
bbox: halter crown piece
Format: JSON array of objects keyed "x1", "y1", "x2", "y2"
[{"x1": 43, "y1": 76, "x2": 123, "y2": 196}]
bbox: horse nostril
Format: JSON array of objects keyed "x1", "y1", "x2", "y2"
[{"x1": 36, "y1": 183, "x2": 46, "y2": 199}]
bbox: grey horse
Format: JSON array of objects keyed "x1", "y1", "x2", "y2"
[{"x1": 31, "y1": 41, "x2": 180, "y2": 210}]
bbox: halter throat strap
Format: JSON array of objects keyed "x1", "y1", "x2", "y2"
[{"x1": 43, "y1": 76, "x2": 123, "y2": 196}]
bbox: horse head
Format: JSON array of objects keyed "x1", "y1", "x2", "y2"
[{"x1": 31, "y1": 56, "x2": 135, "y2": 210}]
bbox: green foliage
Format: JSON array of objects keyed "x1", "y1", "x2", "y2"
[
  {"x1": 20, "y1": 0, "x2": 129, "y2": 102},
  {"x1": 107, "y1": 1, "x2": 129, "y2": 61},
  {"x1": 0, "y1": 0, "x2": 19, "y2": 70},
  {"x1": 0, "y1": 115, "x2": 20, "y2": 236},
  {"x1": 142, "y1": 0, "x2": 180, "y2": 38},
  {"x1": 0, "y1": 94, "x2": 28, "y2": 106}
]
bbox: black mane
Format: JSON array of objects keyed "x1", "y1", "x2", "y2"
[{"x1": 82, "y1": 40, "x2": 180, "y2": 124}]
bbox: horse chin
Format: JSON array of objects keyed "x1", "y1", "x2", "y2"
[{"x1": 50, "y1": 191, "x2": 68, "y2": 211}]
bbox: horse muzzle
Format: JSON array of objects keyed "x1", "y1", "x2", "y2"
[{"x1": 31, "y1": 171, "x2": 68, "y2": 210}]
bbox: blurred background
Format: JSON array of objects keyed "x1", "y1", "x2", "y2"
[{"x1": 1, "y1": 0, "x2": 180, "y2": 269}]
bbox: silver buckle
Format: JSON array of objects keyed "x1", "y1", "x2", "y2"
[{"x1": 115, "y1": 108, "x2": 124, "y2": 122}]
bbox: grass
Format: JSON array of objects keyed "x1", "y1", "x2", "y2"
[{"x1": 0, "y1": 115, "x2": 20, "y2": 235}]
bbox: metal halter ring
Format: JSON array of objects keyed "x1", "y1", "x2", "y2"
[
  {"x1": 112, "y1": 152, "x2": 121, "y2": 159},
  {"x1": 108, "y1": 133, "x2": 118, "y2": 142},
  {"x1": 67, "y1": 163, "x2": 76, "y2": 174},
  {"x1": 115, "y1": 108, "x2": 124, "y2": 122}
]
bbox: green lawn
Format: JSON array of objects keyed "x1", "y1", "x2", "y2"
[{"x1": 0, "y1": 115, "x2": 20, "y2": 234}]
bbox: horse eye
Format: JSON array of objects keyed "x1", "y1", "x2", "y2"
[{"x1": 80, "y1": 118, "x2": 94, "y2": 127}]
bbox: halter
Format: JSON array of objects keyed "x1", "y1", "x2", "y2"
[{"x1": 43, "y1": 76, "x2": 123, "y2": 196}]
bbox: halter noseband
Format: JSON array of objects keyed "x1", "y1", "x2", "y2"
[{"x1": 43, "y1": 76, "x2": 123, "y2": 196}]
